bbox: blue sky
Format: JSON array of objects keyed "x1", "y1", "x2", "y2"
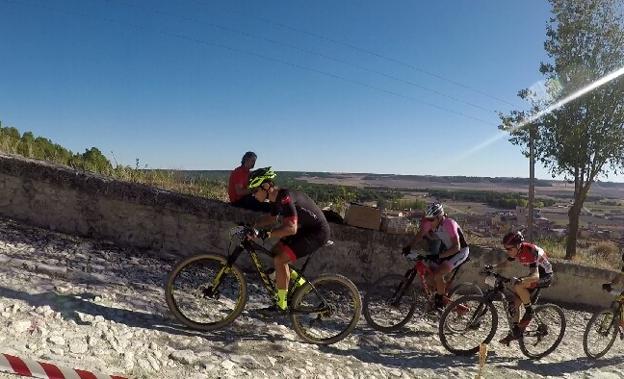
[{"x1": 1, "y1": 0, "x2": 621, "y2": 181}]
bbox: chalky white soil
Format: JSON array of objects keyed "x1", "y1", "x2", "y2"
[{"x1": 0, "y1": 217, "x2": 623, "y2": 379}]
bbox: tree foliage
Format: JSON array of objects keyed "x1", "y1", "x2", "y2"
[{"x1": 500, "y1": 0, "x2": 624, "y2": 259}]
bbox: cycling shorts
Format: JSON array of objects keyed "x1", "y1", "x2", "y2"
[
  {"x1": 440, "y1": 246, "x2": 469, "y2": 270},
  {"x1": 528, "y1": 273, "x2": 553, "y2": 289},
  {"x1": 277, "y1": 227, "x2": 330, "y2": 262}
]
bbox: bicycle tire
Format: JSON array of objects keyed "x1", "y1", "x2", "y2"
[
  {"x1": 519, "y1": 303, "x2": 566, "y2": 359},
  {"x1": 290, "y1": 274, "x2": 362, "y2": 345},
  {"x1": 583, "y1": 308, "x2": 618, "y2": 359},
  {"x1": 448, "y1": 282, "x2": 483, "y2": 300},
  {"x1": 438, "y1": 295, "x2": 498, "y2": 355},
  {"x1": 363, "y1": 274, "x2": 423, "y2": 332},
  {"x1": 165, "y1": 253, "x2": 247, "y2": 331}
]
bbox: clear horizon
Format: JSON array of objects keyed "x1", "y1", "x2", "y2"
[{"x1": 2, "y1": 0, "x2": 623, "y2": 183}]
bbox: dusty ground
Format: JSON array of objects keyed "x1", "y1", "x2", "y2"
[{"x1": 1, "y1": 217, "x2": 623, "y2": 379}]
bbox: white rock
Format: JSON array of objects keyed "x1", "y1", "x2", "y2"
[
  {"x1": 169, "y1": 349, "x2": 198, "y2": 365},
  {"x1": 11, "y1": 319, "x2": 31, "y2": 333},
  {"x1": 137, "y1": 358, "x2": 153, "y2": 373},
  {"x1": 48, "y1": 336, "x2": 65, "y2": 345},
  {"x1": 50, "y1": 348, "x2": 64, "y2": 356},
  {"x1": 35, "y1": 305, "x2": 55, "y2": 318},
  {"x1": 69, "y1": 339, "x2": 88, "y2": 354},
  {"x1": 220, "y1": 359, "x2": 236, "y2": 370}
]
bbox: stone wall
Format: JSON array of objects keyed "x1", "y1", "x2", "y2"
[{"x1": 0, "y1": 153, "x2": 618, "y2": 308}]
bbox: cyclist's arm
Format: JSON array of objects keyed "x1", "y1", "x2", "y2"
[
  {"x1": 520, "y1": 249, "x2": 540, "y2": 283},
  {"x1": 265, "y1": 195, "x2": 298, "y2": 239},
  {"x1": 521, "y1": 264, "x2": 540, "y2": 283},
  {"x1": 439, "y1": 230, "x2": 460, "y2": 258},
  {"x1": 269, "y1": 217, "x2": 297, "y2": 239}
]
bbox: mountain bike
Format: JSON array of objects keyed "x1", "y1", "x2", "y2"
[
  {"x1": 583, "y1": 286, "x2": 624, "y2": 359},
  {"x1": 363, "y1": 250, "x2": 482, "y2": 332},
  {"x1": 438, "y1": 265, "x2": 566, "y2": 359},
  {"x1": 164, "y1": 225, "x2": 361, "y2": 345}
]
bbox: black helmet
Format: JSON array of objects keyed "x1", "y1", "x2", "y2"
[{"x1": 502, "y1": 231, "x2": 524, "y2": 246}]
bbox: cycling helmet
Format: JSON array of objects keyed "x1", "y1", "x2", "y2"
[
  {"x1": 502, "y1": 231, "x2": 524, "y2": 246},
  {"x1": 425, "y1": 202, "x2": 444, "y2": 219},
  {"x1": 248, "y1": 167, "x2": 277, "y2": 190}
]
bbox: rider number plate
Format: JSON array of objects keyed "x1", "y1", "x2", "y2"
[{"x1": 484, "y1": 276, "x2": 496, "y2": 288}]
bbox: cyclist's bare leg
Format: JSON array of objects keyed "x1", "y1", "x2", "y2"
[
  {"x1": 270, "y1": 244, "x2": 293, "y2": 310},
  {"x1": 509, "y1": 294, "x2": 522, "y2": 324},
  {"x1": 514, "y1": 278, "x2": 538, "y2": 307},
  {"x1": 271, "y1": 245, "x2": 292, "y2": 291},
  {"x1": 433, "y1": 263, "x2": 452, "y2": 296}
]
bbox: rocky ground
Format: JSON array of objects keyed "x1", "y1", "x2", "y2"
[{"x1": 0, "y1": 216, "x2": 623, "y2": 379}]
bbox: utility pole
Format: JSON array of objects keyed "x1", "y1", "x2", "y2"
[{"x1": 528, "y1": 124, "x2": 535, "y2": 241}]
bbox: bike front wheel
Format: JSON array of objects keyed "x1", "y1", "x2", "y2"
[
  {"x1": 363, "y1": 273, "x2": 425, "y2": 332},
  {"x1": 165, "y1": 254, "x2": 247, "y2": 331},
  {"x1": 583, "y1": 308, "x2": 618, "y2": 359},
  {"x1": 290, "y1": 274, "x2": 362, "y2": 345},
  {"x1": 438, "y1": 295, "x2": 498, "y2": 355},
  {"x1": 519, "y1": 303, "x2": 566, "y2": 359},
  {"x1": 448, "y1": 282, "x2": 483, "y2": 300}
]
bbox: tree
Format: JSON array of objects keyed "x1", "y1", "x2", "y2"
[{"x1": 500, "y1": 0, "x2": 624, "y2": 259}]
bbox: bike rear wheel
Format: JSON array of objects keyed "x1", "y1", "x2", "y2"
[
  {"x1": 583, "y1": 308, "x2": 618, "y2": 359},
  {"x1": 519, "y1": 303, "x2": 566, "y2": 359},
  {"x1": 290, "y1": 274, "x2": 361, "y2": 345},
  {"x1": 165, "y1": 254, "x2": 247, "y2": 331},
  {"x1": 438, "y1": 295, "x2": 498, "y2": 355},
  {"x1": 363, "y1": 273, "x2": 425, "y2": 332}
]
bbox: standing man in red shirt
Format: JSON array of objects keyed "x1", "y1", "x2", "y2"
[{"x1": 228, "y1": 152, "x2": 269, "y2": 212}]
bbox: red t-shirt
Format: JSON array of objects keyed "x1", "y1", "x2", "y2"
[{"x1": 228, "y1": 166, "x2": 250, "y2": 203}]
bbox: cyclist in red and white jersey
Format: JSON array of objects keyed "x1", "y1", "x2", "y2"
[{"x1": 497, "y1": 231, "x2": 554, "y2": 345}]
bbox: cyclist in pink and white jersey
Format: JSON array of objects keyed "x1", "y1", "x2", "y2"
[{"x1": 425, "y1": 202, "x2": 470, "y2": 310}]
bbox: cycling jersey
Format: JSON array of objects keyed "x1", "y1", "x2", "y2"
[
  {"x1": 271, "y1": 189, "x2": 328, "y2": 231},
  {"x1": 271, "y1": 189, "x2": 330, "y2": 261},
  {"x1": 508, "y1": 242, "x2": 553, "y2": 275},
  {"x1": 432, "y1": 217, "x2": 468, "y2": 250}
]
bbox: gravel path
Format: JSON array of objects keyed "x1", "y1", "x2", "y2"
[{"x1": 0, "y1": 217, "x2": 623, "y2": 379}]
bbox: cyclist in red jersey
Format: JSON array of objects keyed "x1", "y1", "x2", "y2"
[{"x1": 497, "y1": 231, "x2": 554, "y2": 345}]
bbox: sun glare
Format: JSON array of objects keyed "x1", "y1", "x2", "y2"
[{"x1": 459, "y1": 65, "x2": 624, "y2": 159}]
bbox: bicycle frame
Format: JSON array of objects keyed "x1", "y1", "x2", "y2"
[
  {"x1": 472, "y1": 272, "x2": 545, "y2": 335},
  {"x1": 392, "y1": 258, "x2": 461, "y2": 308},
  {"x1": 209, "y1": 228, "x2": 330, "y2": 314},
  {"x1": 600, "y1": 293, "x2": 624, "y2": 335}
]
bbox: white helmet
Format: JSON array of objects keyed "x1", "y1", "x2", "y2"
[{"x1": 425, "y1": 202, "x2": 444, "y2": 218}]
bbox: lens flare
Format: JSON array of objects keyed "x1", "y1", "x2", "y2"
[{"x1": 458, "y1": 65, "x2": 624, "y2": 159}]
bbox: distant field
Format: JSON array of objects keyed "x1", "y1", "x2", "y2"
[{"x1": 296, "y1": 173, "x2": 624, "y2": 199}]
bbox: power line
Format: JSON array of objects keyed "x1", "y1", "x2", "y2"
[
  {"x1": 104, "y1": 0, "x2": 496, "y2": 114},
  {"x1": 203, "y1": 1, "x2": 518, "y2": 108},
  {"x1": 2, "y1": 0, "x2": 499, "y2": 127}
]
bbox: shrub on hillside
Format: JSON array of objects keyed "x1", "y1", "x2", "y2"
[{"x1": 587, "y1": 241, "x2": 621, "y2": 269}]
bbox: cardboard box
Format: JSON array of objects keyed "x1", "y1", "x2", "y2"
[{"x1": 344, "y1": 203, "x2": 381, "y2": 230}]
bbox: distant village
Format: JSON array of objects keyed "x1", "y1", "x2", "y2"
[{"x1": 339, "y1": 201, "x2": 624, "y2": 245}]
